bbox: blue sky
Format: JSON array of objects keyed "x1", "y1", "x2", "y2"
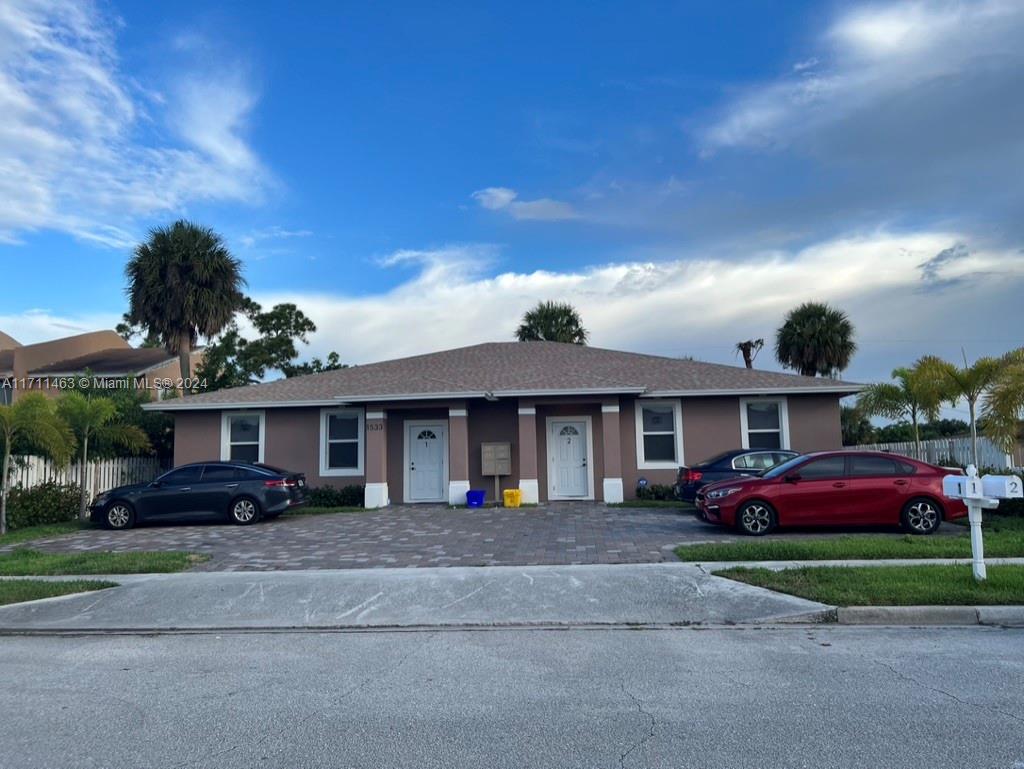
[{"x1": 2, "y1": 0, "x2": 1023, "y2": 394}]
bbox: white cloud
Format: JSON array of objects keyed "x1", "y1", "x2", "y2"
[
  {"x1": 0, "y1": 308, "x2": 123, "y2": 345},
  {"x1": 239, "y1": 226, "x2": 313, "y2": 249},
  {"x1": 701, "y1": 0, "x2": 1024, "y2": 154},
  {"x1": 0, "y1": 0, "x2": 268, "y2": 247},
  {"x1": 249, "y1": 231, "x2": 1024, "y2": 382},
  {"x1": 471, "y1": 187, "x2": 578, "y2": 221}
]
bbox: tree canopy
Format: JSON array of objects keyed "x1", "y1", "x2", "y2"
[
  {"x1": 515, "y1": 301, "x2": 588, "y2": 345},
  {"x1": 775, "y1": 302, "x2": 856, "y2": 377}
]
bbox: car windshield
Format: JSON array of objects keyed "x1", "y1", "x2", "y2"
[{"x1": 760, "y1": 455, "x2": 808, "y2": 479}]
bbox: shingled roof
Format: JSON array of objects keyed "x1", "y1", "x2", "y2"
[
  {"x1": 30, "y1": 348, "x2": 177, "y2": 376},
  {"x1": 149, "y1": 341, "x2": 860, "y2": 411}
]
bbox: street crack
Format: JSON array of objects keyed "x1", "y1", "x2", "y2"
[
  {"x1": 876, "y1": 660, "x2": 1024, "y2": 725},
  {"x1": 618, "y1": 684, "x2": 656, "y2": 768}
]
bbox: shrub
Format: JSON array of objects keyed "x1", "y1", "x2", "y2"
[
  {"x1": 635, "y1": 483, "x2": 676, "y2": 501},
  {"x1": 6, "y1": 483, "x2": 81, "y2": 530},
  {"x1": 308, "y1": 484, "x2": 365, "y2": 508}
]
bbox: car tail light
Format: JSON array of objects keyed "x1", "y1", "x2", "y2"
[
  {"x1": 678, "y1": 468, "x2": 703, "y2": 483},
  {"x1": 264, "y1": 479, "x2": 296, "y2": 488}
]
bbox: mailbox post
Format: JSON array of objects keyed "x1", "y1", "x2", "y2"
[
  {"x1": 942, "y1": 465, "x2": 1023, "y2": 582},
  {"x1": 481, "y1": 442, "x2": 512, "y2": 505}
]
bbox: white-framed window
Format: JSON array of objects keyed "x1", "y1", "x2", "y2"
[
  {"x1": 319, "y1": 408, "x2": 364, "y2": 476},
  {"x1": 739, "y1": 397, "x2": 790, "y2": 450},
  {"x1": 221, "y1": 411, "x2": 265, "y2": 463},
  {"x1": 635, "y1": 399, "x2": 684, "y2": 469}
]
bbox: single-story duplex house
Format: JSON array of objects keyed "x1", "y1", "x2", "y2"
[{"x1": 148, "y1": 341, "x2": 861, "y2": 507}]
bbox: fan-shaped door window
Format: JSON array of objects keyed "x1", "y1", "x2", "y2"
[
  {"x1": 417, "y1": 429, "x2": 437, "y2": 441},
  {"x1": 559, "y1": 425, "x2": 580, "y2": 437}
]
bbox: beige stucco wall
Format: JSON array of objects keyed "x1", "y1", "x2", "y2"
[
  {"x1": 467, "y1": 400, "x2": 519, "y2": 501},
  {"x1": 172, "y1": 411, "x2": 221, "y2": 467},
  {"x1": 787, "y1": 394, "x2": 843, "y2": 452}
]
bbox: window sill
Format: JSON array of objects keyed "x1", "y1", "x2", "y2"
[
  {"x1": 637, "y1": 461, "x2": 679, "y2": 471},
  {"x1": 319, "y1": 467, "x2": 364, "y2": 478}
]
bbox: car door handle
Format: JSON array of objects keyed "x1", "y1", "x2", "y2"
[
  {"x1": 894, "y1": 480, "x2": 909, "y2": 486},
  {"x1": 832, "y1": 482, "x2": 846, "y2": 488},
  {"x1": 225, "y1": 483, "x2": 239, "y2": 488},
  {"x1": 180, "y1": 487, "x2": 191, "y2": 492}
]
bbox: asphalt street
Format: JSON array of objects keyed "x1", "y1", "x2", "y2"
[{"x1": 2, "y1": 626, "x2": 1022, "y2": 769}]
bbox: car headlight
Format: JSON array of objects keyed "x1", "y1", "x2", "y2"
[
  {"x1": 706, "y1": 487, "x2": 742, "y2": 500},
  {"x1": 92, "y1": 492, "x2": 110, "y2": 506}
]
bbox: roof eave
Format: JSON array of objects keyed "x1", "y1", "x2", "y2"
[{"x1": 643, "y1": 385, "x2": 864, "y2": 397}]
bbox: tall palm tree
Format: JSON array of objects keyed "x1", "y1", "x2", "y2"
[
  {"x1": 857, "y1": 362, "x2": 945, "y2": 459},
  {"x1": 775, "y1": 302, "x2": 856, "y2": 377},
  {"x1": 0, "y1": 394, "x2": 73, "y2": 535},
  {"x1": 919, "y1": 353, "x2": 1005, "y2": 468},
  {"x1": 57, "y1": 392, "x2": 151, "y2": 520},
  {"x1": 515, "y1": 301, "x2": 589, "y2": 345},
  {"x1": 981, "y1": 348, "x2": 1024, "y2": 459},
  {"x1": 126, "y1": 221, "x2": 245, "y2": 394}
]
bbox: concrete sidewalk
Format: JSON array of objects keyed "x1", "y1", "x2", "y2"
[{"x1": 0, "y1": 562, "x2": 829, "y2": 632}]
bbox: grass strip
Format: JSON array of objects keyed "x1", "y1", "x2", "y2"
[
  {"x1": 676, "y1": 517, "x2": 1024, "y2": 561},
  {"x1": 0, "y1": 549, "x2": 204, "y2": 576},
  {"x1": 0, "y1": 521, "x2": 87, "y2": 548},
  {"x1": 716, "y1": 564, "x2": 1024, "y2": 606},
  {"x1": 0, "y1": 579, "x2": 117, "y2": 607}
]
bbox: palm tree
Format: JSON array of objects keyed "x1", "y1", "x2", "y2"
[
  {"x1": 857, "y1": 362, "x2": 945, "y2": 459},
  {"x1": 775, "y1": 302, "x2": 856, "y2": 377},
  {"x1": 126, "y1": 221, "x2": 246, "y2": 394},
  {"x1": 735, "y1": 339, "x2": 764, "y2": 369},
  {"x1": 919, "y1": 353, "x2": 1005, "y2": 468},
  {"x1": 57, "y1": 392, "x2": 152, "y2": 520},
  {"x1": 0, "y1": 394, "x2": 73, "y2": 535},
  {"x1": 980, "y1": 348, "x2": 1024, "y2": 459},
  {"x1": 515, "y1": 301, "x2": 589, "y2": 345}
]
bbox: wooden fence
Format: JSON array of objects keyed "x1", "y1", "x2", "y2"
[
  {"x1": 4, "y1": 455, "x2": 170, "y2": 498},
  {"x1": 845, "y1": 437, "x2": 1020, "y2": 469}
]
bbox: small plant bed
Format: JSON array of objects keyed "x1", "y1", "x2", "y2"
[
  {"x1": 0, "y1": 521, "x2": 88, "y2": 548},
  {"x1": 0, "y1": 549, "x2": 206, "y2": 576},
  {"x1": 609, "y1": 500, "x2": 695, "y2": 509},
  {"x1": 675, "y1": 517, "x2": 1024, "y2": 562},
  {"x1": 284, "y1": 506, "x2": 368, "y2": 516},
  {"x1": 716, "y1": 564, "x2": 1024, "y2": 606},
  {"x1": 0, "y1": 579, "x2": 117, "y2": 607}
]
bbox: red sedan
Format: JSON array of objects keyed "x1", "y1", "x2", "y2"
[{"x1": 696, "y1": 451, "x2": 967, "y2": 536}]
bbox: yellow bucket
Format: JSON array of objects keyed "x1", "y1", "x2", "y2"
[{"x1": 503, "y1": 488, "x2": 523, "y2": 508}]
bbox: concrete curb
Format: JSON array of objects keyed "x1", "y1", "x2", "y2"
[{"x1": 836, "y1": 605, "x2": 1024, "y2": 627}]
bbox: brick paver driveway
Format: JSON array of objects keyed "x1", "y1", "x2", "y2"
[{"x1": 14, "y1": 503, "x2": 720, "y2": 571}]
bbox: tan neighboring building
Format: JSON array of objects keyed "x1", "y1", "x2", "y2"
[
  {"x1": 149, "y1": 341, "x2": 861, "y2": 507},
  {"x1": 0, "y1": 329, "x2": 200, "y2": 404}
]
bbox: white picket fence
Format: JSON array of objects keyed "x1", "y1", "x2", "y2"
[
  {"x1": 845, "y1": 437, "x2": 1020, "y2": 469},
  {"x1": 4, "y1": 455, "x2": 169, "y2": 498}
]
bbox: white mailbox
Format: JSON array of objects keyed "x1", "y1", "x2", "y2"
[
  {"x1": 942, "y1": 474, "x2": 983, "y2": 499},
  {"x1": 982, "y1": 474, "x2": 1024, "y2": 499},
  {"x1": 943, "y1": 465, "x2": 1024, "y2": 581}
]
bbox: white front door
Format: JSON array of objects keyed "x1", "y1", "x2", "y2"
[
  {"x1": 406, "y1": 422, "x2": 447, "y2": 502},
  {"x1": 549, "y1": 420, "x2": 589, "y2": 498}
]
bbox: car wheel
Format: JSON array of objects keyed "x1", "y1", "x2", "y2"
[
  {"x1": 106, "y1": 502, "x2": 134, "y2": 530},
  {"x1": 901, "y1": 498, "x2": 941, "y2": 535},
  {"x1": 229, "y1": 497, "x2": 261, "y2": 525},
  {"x1": 737, "y1": 501, "x2": 776, "y2": 536}
]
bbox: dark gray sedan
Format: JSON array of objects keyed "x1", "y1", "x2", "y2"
[{"x1": 89, "y1": 462, "x2": 308, "y2": 529}]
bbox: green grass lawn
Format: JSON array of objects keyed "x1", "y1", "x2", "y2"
[
  {"x1": 0, "y1": 548, "x2": 205, "y2": 576},
  {"x1": 0, "y1": 521, "x2": 87, "y2": 548},
  {"x1": 716, "y1": 564, "x2": 1024, "y2": 606},
  {"x1": 0, "y1": 579, "x2": 117, "y2": 607},
  {"x1": 676, "y1": 516, "x2": 1024, "y2": 562}
]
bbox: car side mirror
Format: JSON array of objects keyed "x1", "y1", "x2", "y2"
[
  {"x1": 149, "y1": 480, "x2": 163, "y2": 488},
  {"x1": 784, "y1": 473, "x2": 801, "y2": 483}
]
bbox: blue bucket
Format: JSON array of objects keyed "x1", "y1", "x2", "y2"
[{"x1": 466, "y1": 489, "x2": 486, "y2": 507}]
